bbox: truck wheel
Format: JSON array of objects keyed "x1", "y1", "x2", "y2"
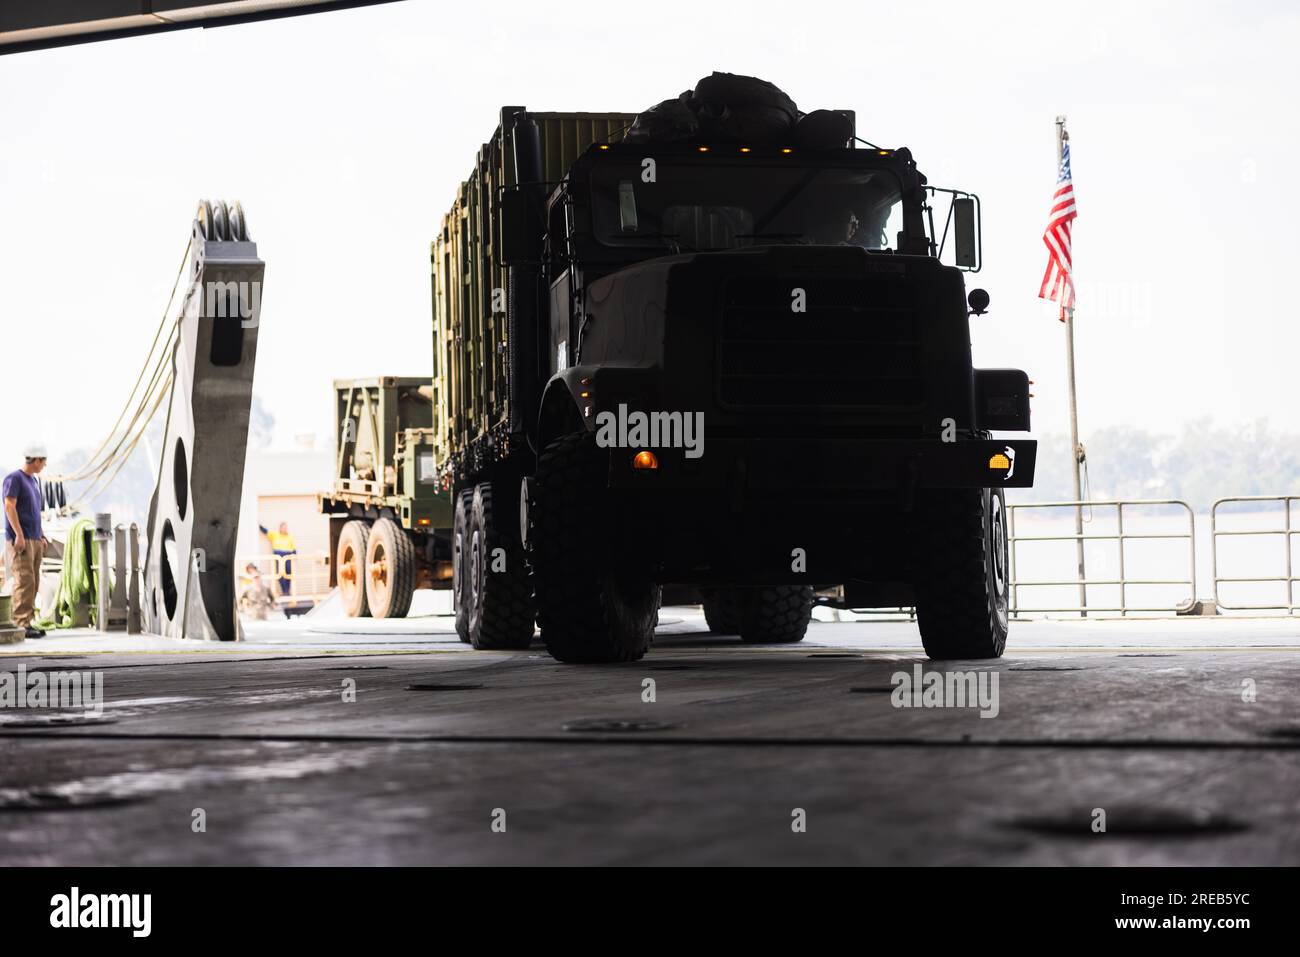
[
  {"x1": 452, "y1": 488, "x2": 474, "y2": 643},
  {"x1": 701, "y1": 588, "x2": 741, "y2": 634},
  {"x1": 532, "y1": 432, "x2": 661, "y2": 663},
  {"x1": 702, "y1": 587, "x2": 813, "y2": 641},
  {"x1": 739, "y1": 586, "x2": 815, "y2": 643},
  {"x1": 467, "y1": 482, "x2": 535, "y2": 649},
  {"x1": 337, "y1": 520, "x2": 370, "y2": 618},
  {"x1": 912, "y1": 488, "x2": 1009, "y2": 659},
  {"x1": 365, "y1": 517, "x2": 416, "y2": 619}
]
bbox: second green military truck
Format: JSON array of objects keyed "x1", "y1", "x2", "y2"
[{"x1": 321, "y1": 74, "x2": 1037, "y2": 663}]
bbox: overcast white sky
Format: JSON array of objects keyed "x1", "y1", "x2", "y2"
[{"x1": 2, "y1": 0, "x2": 1297, "y2": 469}]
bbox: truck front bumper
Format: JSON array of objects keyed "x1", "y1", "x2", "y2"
[{"x1": 606, "y1": 437, "x2": 1037, "y2": 492}]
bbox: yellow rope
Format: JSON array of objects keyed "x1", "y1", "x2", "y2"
[
  {"x1": 59, "y1": 236, "x2": 191, "y2": 483},
  {"x1": 76, "y1": 370, "x2": 174, "y2": 509},
  {"x1": 67, "y1": 320, "x2": 177, "y2": 491}
]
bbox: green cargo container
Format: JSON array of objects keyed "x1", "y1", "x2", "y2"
[
  {"x1": 320, "y1": 111, "x2": 634, "y2": 621},
  {"x1": 431, "y1": 109, "x2": 636, "y2": 486}
]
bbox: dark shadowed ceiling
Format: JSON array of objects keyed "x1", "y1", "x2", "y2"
[{"x1": 1, "y1": 1, "x2": 402, "y2": 54}]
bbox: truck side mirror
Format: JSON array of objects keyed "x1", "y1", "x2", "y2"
[
  {"x1": 499, "y1": 187, "x2": 535, "y2": 265},
  {"x1": 953, "y1": 196, "x2": 978, "y2": 269}
]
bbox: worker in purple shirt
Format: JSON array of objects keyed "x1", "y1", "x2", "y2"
[{"x1": 3, "y1": 444, "x2": 51, "y2": 639}]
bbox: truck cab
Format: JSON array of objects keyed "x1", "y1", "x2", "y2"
[{"x1": 504, "y1": 131, "x2": 1034, "y2": 661}]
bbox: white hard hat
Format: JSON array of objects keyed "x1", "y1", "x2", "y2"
[{"x1": 23, "y1": 443, "x2": 47, "y2": 459}]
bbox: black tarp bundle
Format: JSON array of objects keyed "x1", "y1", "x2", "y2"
[{"x1": 624, "y1": 73, "x2": 853, "y2": 149}]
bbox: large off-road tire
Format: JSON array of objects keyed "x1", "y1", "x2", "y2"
[
  {"x1": 739, "y1": 586, "x2": 815, "y2": 643},
  {"x1": 336, "y1": 520, "x2": 370, "y2": 618},
  {"x1": 467, "y1": 481, "x2": 535, "y2": 650},
  {"x1": 364, "y1": 517, "x2": 416, "y2": 619},
  {"x1": 701, "y1": 588, "x2": 741, "y2": 634},
  {"x1": 702, "y1": 587, "x2": 814, "y2": 642},
  {"x1": 531, "y1": 432, "x2": 661, "y2": 663},
  {"x1": 912, "y1": 488, "x2": 1010, "y2": 659},
  {"x1": 452, "y1": 488, "x2": 474, "y2": 643}
]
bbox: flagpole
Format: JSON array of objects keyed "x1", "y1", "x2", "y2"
[{"x1": 1057, "y1": 115, "x2": 1087, "y2": 617}]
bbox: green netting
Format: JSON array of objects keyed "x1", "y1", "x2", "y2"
[{"x1": 37, "y1": 517, "x2": 99, "y2": 629}]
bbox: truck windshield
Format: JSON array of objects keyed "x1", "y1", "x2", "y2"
[{"x1": 590, "y1": 159, "x2": 906, "y2": 252}]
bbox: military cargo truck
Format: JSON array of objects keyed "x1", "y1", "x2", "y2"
[
  {"x1": 323, "y1": 77, "x2": 1037, "y2": 663},
  {"x1": 319, "y1": 377, "x2": 451, "y2": 619}
]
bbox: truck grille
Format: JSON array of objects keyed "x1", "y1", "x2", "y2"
[{"x1": 717, "y1": 276, "x2": 922, "y2": 409}]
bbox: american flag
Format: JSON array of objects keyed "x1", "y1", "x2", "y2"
[{"x1": 1039, "y1": 134, "x2": 1077, "y2": 321}]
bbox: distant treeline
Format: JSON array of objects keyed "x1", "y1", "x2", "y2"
[{"x1": 1015, "y1": 419, "x2": 1300, "y2": 511}]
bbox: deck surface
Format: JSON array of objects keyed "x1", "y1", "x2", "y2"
[{"x1": 2, "y1": 609, "x2": 1297, "y2": 865}]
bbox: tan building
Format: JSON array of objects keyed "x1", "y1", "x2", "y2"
[{"x1": 236, "y1": 444, "x2": 333, "y2": 608}]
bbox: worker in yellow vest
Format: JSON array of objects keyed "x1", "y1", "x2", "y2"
[{"x1": 259, "y1": 522, "x2": 297, "y2": 596}]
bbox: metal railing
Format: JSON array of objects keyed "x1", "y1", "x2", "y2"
[
  {"x1": 237, "y1": 551, "x2": 331, "y2": 605},
  {"x1": 1211, "y1": 496, "x2": 1299, "y2": 615},
  {"x1": 1007, "y1": 499, "x2": 1196, "y2": 616}
]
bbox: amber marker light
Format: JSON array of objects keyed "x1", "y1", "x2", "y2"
[
  {"x1": 739, "y1": 146, "x2": 751, "y2": 153},
  {"x1": 697, "y1": 145, "x2": 710, "y2": 153},
  {"x1": 632, "y1": 450, "x2": 659, "y2": 470},
  {"x1": 780, "y1": 147, "x2": 793, "y2": 154},
  {"x1": 417, "y1": 518, "x2": 431, "y2": 526}
]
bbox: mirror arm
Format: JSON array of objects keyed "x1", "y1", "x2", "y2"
[{"x1": 924, "y1": 186, "x2": 982, "y2": 272}]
